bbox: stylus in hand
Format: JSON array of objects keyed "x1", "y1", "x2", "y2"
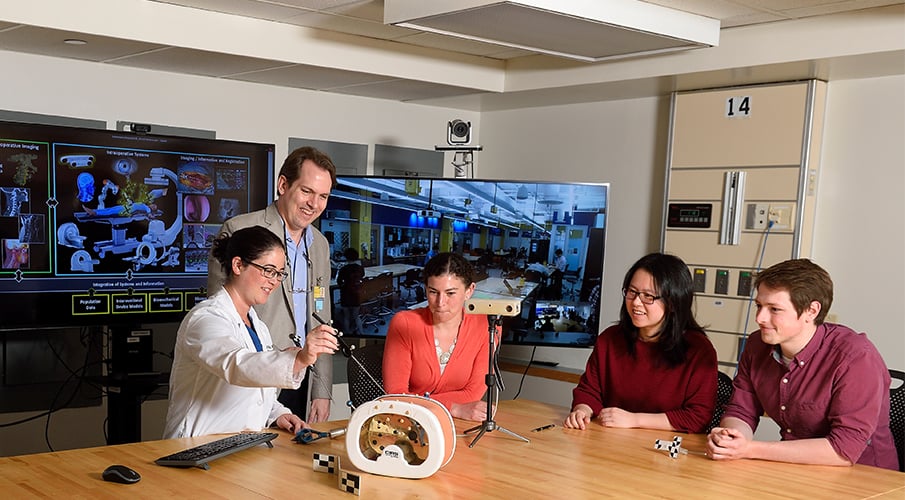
[{"x1": 312, "y1": 312, "x2": 353, "y2": 357}]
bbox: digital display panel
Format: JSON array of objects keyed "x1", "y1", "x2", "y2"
[{"x1": 0, "y1": 120, "x2": 274, "y2": 329}]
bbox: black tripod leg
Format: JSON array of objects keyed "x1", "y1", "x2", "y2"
[{"x1": 466, "y1": 315, "x2": 529, "y2": 448}]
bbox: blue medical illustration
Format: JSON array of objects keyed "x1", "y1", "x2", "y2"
[{"x1": 77, "y1": 172, "x2": 95, "y2": 203}]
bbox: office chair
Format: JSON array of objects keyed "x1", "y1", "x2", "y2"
[
  {"x1": 400, "y1": 268, "x2": 423, "y2": 305},
  {"x1": 889, "y1": 369, "x2": 905, "y2": 472},
  {"x1": 706, "y1": 371, "x2": 734, "y2": 433},
  {"x1": 357, "y1": 277, "x2": 381, "y2": 333},
  {"x1": 563, "y1": 266, "x2": 582, "y2": 301},
  {"x1": 347, "y1": 342, "x2": 386, "y2": 409},
  {"x1": 374, "y1": 271, "x2": 395, "y2": 317}
]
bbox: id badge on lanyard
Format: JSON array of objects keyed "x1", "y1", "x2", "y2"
[{"x1": 313, "y1": 285, "x2": 325, "y2": 312}]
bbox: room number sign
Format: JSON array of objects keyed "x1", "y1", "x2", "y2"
[{"x1": 725, "y1": 96, "x2": 751, "y2": 117}]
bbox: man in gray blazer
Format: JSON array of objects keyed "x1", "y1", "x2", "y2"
[{"x1": 207, "y1": 146, "x2": 337, "y2": 423}]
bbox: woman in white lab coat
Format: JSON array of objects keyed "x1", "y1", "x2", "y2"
[{"x1": 164, "y1": 225, "x2": 338, "y2": 438}]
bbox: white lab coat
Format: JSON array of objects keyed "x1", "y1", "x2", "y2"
[{"x1": 163, "y1": 289, "x2": 303, "y2": 438}]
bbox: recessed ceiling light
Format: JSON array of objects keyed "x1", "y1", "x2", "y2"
[{"x1": 63, "y1": 39, "x2": 87, "y2": 45}]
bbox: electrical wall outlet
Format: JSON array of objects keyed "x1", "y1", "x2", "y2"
[{"x1": 746, "y1": 203, "x2": 769, "y2": 229}]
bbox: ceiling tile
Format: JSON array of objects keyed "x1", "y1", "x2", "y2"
[
  {"x1": 277, "y1": 0, "x2": 366, "y2": 10},
  {"x1": 780, "y1": 0, "x2": 905, "y2": 17},
  {"x1": 281, "y1": 11, "x2": 415, "y2": 39},
  {"x1": 329, "y1": 78, "x2": 487, "y2": 101},
  {"x1": 320, "y1": 0, "x2": 386, "y2": 22},
  {"x1": 229, "y1": 63, "x2": 397, "y2": 90},
  {"x1": 720, "y1": 12, "x2": 787, "y2": 27},
  {"x1": 738, "y1": 0, "x2": 849, "y2": 12},
  {"x1": 152, "y1": 0, "x2": 311, "y2": 21},
  {"x1": 0, "y1": 26, "x2": 165, "y2": 62},
  {"x1": 111, "y1": 46, "x2": 289, "y2": 77},
  {"x1": 642, "y1": 0, "x2": 763, "y2": 18}
]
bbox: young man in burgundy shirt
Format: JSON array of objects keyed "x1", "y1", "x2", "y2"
[{"x1": 707, "y1": 259, "x2": 897, "y2": 470}]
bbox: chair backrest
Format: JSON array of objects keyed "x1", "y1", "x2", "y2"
[
  {"x1": 565, "y1": 266, "x2": 581, "y2": 279},
  {"x1": 706, "y1": 371, "x2": 734, "y2": 433},
  {"x1": 402, "y1": 267, "x2": 421, "y2": 285},
  {"x1": 347, "y1": 342, "x2": 386, "y2": 409},
  {"x1": 889, "y1": 369, "x2": 905, "y2": 472},
  {"x1": 357, "y1": 276, "x2": 386, "y2": 305},
  {"x1": 377, "y1": 271, "x2": 395, "y2": 296}
]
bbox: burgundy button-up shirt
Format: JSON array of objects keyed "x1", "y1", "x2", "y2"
[{"x1": 723, "y1": 323, "x2": 898, "y2": 470}]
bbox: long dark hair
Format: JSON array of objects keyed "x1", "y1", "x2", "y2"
[
  {"x1": 211, "y1": 226, "x2": 283, "y2": 280},
  {"x1": 618, "y1": 252, "x2": 704, "y2": 367}
]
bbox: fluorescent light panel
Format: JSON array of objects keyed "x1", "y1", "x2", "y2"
[{"x1": 385, "y1": 0, "x2": 720, "y2": 62}]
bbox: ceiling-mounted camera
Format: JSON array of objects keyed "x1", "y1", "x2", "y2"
[{"x1": 447, "y1": 119, "x2": 471, "y2": 146}]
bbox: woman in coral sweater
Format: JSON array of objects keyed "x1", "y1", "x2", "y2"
[
  {"x1": 565, "y1": 253, "x2": 717, "y2": 433},
  {"x1": 383, "y1": 252, "x2": 492, "y2": 421}
]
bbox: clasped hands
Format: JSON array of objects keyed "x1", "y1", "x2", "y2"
[{"x1": 705, "y1": 426, "x2": 749, "y2": 461}]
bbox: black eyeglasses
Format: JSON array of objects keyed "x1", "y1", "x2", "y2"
[
  {"x1": 243, "y1": 260, "x2": 289, "y2": 281},
  {"x1": 622, "y1": 288, "x2": 661, "y2": 305}
]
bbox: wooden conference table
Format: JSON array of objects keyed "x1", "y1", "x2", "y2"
[{"x1": 1, "y1": 400, "x2": 901, "y2": 499}]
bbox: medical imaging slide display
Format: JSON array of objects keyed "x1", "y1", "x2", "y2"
[{"x1": 0, "y1": 122, "x2": 273, "y2": 328}]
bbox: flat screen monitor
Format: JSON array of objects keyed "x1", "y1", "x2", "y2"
[
  {"x1": 320, "y1": 175, "x2": 608, "y2": 348},
  {"x1": 0, "y1": 120, "x2": 275, "y2": 330}
]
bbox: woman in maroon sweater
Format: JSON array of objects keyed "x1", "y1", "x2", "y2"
[{"x1": 565, "y1": 253, "x2": 717, "y2": 433}]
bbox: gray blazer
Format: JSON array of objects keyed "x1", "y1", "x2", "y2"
[{"x1": 206, "y1": 203, "x2": 334, "y2": 401}]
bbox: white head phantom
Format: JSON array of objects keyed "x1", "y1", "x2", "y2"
[{"x1": 345, "y1": 394, "x2": 456, "y2": 479}]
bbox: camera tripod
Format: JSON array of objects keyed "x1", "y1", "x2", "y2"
[{"x1": 464, "y1": 315, "x2": 529, "y2": 448}]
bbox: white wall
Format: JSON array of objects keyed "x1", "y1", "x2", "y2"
[
  {"x1": 814, "y1": 74, "x2": 905, "y2": 368},
  {"x1": 1, "y1": 49, "x2": 902, "y2": 455}
]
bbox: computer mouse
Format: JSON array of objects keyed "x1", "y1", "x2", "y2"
[{"x1": 102, "y1": 464, "x2": 141, "y2": 484}]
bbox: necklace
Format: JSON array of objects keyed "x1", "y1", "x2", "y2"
[{"x1": 435, "y1": 337, "x2": 457, "y2": 365}]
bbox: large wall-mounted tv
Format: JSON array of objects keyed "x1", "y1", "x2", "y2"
[
  {"x1": 0, "y1": 120, "x2": 274, "y2": 330},
  {"x1": 320, "y1": 175, "x2": 608, "y2": 348}
]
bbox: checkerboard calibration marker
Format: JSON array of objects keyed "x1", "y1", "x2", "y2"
[
  {"x1": 654, "y1": 436, "x2": 687, "y2": 459},
  {"x1": 338, "y1": 469, "x2": 362, "y2": 496},
  {"x1": 313, "y1": 452, "x2": 337, "y2": 474},
  {"x1": 312, "y1": 453, "x2": 362, "y2": 495}
]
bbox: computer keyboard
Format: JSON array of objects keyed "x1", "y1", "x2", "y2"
[{"x1": 155, "y1": 432, "x2": 278, "y2": 469}]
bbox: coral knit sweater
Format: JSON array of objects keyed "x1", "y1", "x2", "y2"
[
  {"x1": 571, "y1": 325, "x2": 717, "y2": 433},
  {"x1": 383, "y1": 307, "x2": 491, "y2": 410}
]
